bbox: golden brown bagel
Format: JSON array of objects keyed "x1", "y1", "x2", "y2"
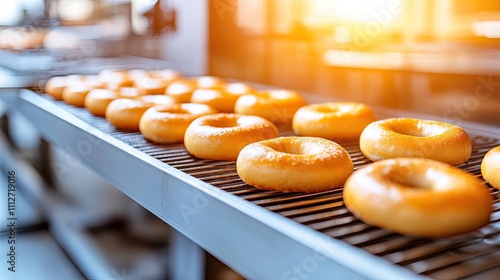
[
  {"x1": 237, "y1": 136, "x2": 353, "y2": 193},
  {"x1": 84, "y1": 89, "x2": 119, "y2": 117},
  {"x1": 184, "y1": 113, "x2": 279, "y2": 161},
  {"x1": 106, "y1": 95, "x2": 177, "y2": 131},
  {"x1": 344, "y1": 158, "x2": 493, "y2": 237},
  {"x1": 359, "y1": 118, "x2": 472, "y2": 165},
  {"x1": 293, "y1": 102, "x2": 376, "y2": 141},
  {"x1": 139, "y1": 103, "x2": 218, "y2": 144},
  {"x1": 235, "y1": 90, "x2": 307, "y2": 124},
  {"x1": 62, "y1": 85, "x2": 96, "y2": 107},
  {"x1": 165, "y1": 80, "x2": 197, "y2": 103},
  {"x1": 481, "y1": 146, "x2": 500, "y2": 190}
]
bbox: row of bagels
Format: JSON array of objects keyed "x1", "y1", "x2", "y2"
[{"x1": 43, "y1": 69, "x2": 499, "y2": 238}]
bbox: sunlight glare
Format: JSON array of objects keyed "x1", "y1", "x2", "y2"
[{"x1": 311, "y1": 0, "x2": 401, "y2": 23}]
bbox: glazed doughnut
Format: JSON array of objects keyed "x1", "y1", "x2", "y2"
[
  {"x1": 106, "y1": 96, "x2": 178, "y2": 131},
  {"x1": 165, "y1": 80, "x2": 197, "y2": 103},
  {"x1": 293, "y1": 102, "x2": 376, "y2": 141},
  {"x1": 481, "y1": 146, "x2": 500, "y2": 190},
  {"x1": 139, "y1": 103, "x2": 218, "y2": 144},
  {"x1": 344, "y1": 158, "x2": 493, "y2": 237},
  {"x1": 237, "y1": 136, "x2": 353, "y2": 193},
  {"x1": 184, "y1": 113, "x2": 279, "y2": 161},
  {"x1": 235, "y1": 90, "x2": 307, "y2": 124},
  {"x1": 84, "y1": 89, "x2": 119, "y2": 117},
  {"x1": 62, "y1": 85, "x2": 96, "y2": 107},
  {"x1": 360, "y1": 118, "x2": 472, "y2": 165}
]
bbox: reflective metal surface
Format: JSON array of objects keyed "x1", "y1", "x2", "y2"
[{"x1": 14, "y1": 90, "x2": 500, "y2": 279}]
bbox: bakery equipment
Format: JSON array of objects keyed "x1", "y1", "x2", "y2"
[
  {"x1": 2, "y1": 88, "x2": 497, "y2": 279},
  {"x1": 1, "y1": 0, "x2": 500, "y2": 279}
]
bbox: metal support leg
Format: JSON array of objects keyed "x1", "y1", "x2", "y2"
[{"x1": 169, "y1": 229, "x2": 205, "y2": 280}]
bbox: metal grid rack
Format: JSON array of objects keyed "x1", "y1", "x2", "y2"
[{"x1": 13, "y1": 89, "x2": 500, "y2": 279}]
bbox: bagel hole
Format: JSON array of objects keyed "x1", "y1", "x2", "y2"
[
  {"x1": 388, "y1": 172, "x2": 431, "y2": 189},
  {"x1": 268, "y1": 142, "x2": 310, "y2": 155},
  {"x1": 391, "y1": 124, "x2": 445, "y2": 137},
  {"x1": 394, "y1": 128, "x2": 425, "y2": 137},
  {"x1": 162, "y1": 109, "x2": 185, "y2": 114},
  {"x1": 157, "y1": 107, "x2": 187, "y2": 114},
  {"x1": 269, "y1": 90, "x2": 293, "y2": 100},
  {"x1": 271, "y1": 143, "x2": 321, "y2": 155},
  {"x1": 315, "y1": 104, "x2": 353, "y2": 114},
  {"x1": 316, "y1": 106, "x2": 337, "y2": 113},
  {"x1": 204, "y1": 118, "x2": 238, "y2": 128},
  {"x1": 167, "y1": 83, "x2": 195, "y2": 94}
]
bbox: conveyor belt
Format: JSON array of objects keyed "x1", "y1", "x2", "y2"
[{"x1": 15, "y1": 91, "x2": 500, "y2": 279}]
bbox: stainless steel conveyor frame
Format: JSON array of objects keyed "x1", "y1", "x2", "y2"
[
  {"x1": 9, "y1": 90, "x2": 428, "y2": 279},
  {"x1": 3, "y1": 89, "x2": 500, "y2": 279}
]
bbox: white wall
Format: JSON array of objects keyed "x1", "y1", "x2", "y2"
[{"x1": 161, "y1": 0, "x2": 208, "y2": 76}]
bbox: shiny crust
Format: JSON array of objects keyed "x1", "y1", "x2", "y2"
[
  {"x1": 134, "y1": 77, "x2": 172, "y2": 95},
  {"x1": 225, "y1": 83, "x2": 255, "y2": 95},
  {"x1": 184, "y1": 113, "x2": 279, "y2": 161},
  {"x1": 190, "y1": 83, "x2": 255, "y2": 113},
  {"x1": 165, "y1": 80, "x2": 197, "y2": 103},
  {"x1": 105, "y1": 99, "x2": 152, "y2": 131},
  {"x1": 235, "y1": 90, "x2": 308, "y2": 124},
  {"x1": 135, "y1": 95, "x2": 178, "y2": 106},
  {"x1": 126, "y1": 69, "x2": 150, "y2": 82},
  {"x1": 481, "y1": 146, "x2": 500, "y2": 190},
  {"x1": 360, "y1": 118, "x2": 472, "y2": 165},
  {"x1": 45, "y1": 75, "x2": 86, "y2": 100},
  {"x1": 139, "y1": 103, "x2": 218, "y2": 144},
  {"x1": 293, "y1": 102, "x2": 376, "y2": 141},
  {"x1": 118, "y1": 87, "x2": 144, "y2": 98},
  {"x1": 44, "y1": 76, "x2": 68, "y2": 100},
  {"x1": 133, "y1": 95, "x2": 178, "y2": 106},
  {"x1": 344, "y1": 158, "x2": 492, "y2": 237},
  {"x1": 195, "y1": 76, "x2": 226, "y2": 89},
  {"x1": 190, "y1": 89, "x2": 241, "y2": 113},
  {"x1": 237, "y1": 136, "x2": 353, "y2": 193},
  {"x1": 84, "y1": 89, "x2": 119, "y2": 117},
  {"x1": 105, "y1": 95, "x2": 178, "y2": 131},
  {"x1": 149, "y1": 69, "x2": 181, "y2": 81},
  {"x1": 97, "y1": 69, "x2": 134, "y2": 89},
  {"x1": 62, "y1": 85, "x2": 95, "y2": 107}
]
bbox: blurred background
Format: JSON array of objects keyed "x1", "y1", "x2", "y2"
[
  {"x1": 0, "y1": 0, "x2": 499, "y2": 124},
  {"x1": 1, "y1": 1, "x2": 500, "y2": 280},
  {"x1": 207, "y1": 0, "x2": 500, "y2": 126}
]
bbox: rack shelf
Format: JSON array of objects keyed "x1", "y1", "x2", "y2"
[{"x1": 7, "y1": 89, "x2": 500, "y2": 279}]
